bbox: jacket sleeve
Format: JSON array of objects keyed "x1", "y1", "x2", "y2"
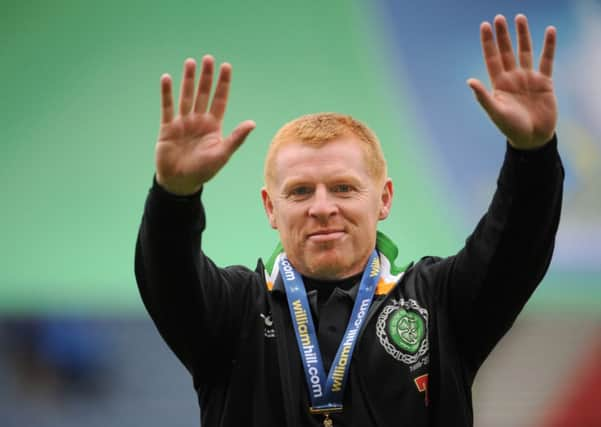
[
  {"x1": 431, "y1": 136, "x2": 564, "y2": 372},
  {"x1": 134, "y1": 179, "x2": 256, "y2": 385}
]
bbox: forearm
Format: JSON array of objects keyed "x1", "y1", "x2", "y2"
[
  {"x1": 446, "y1": 135, "x2": 564, "y2": 366},
  {"x1": 135, "y1": 179, "x2": 206, "y2": 368},
  {"x1": 474, "y1": 135, "x2": 563, "y2": 286},
  {"x1": 135, "y1": 179, "x2": 246, "y2": 375}
]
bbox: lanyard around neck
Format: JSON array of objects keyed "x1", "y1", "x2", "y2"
[{"x1": 278, "y1": 250, "x2": 380, "y2": 413}]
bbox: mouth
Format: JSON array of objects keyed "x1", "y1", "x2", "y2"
[{"x1": 307, "y1": 230, "x2": 345, "y2": 243}]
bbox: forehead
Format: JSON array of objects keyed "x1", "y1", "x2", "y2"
[{"x1": 271, "y1": 138, "x2": 370, "y2": 186}]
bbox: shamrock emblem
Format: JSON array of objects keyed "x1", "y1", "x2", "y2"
[
  {"x1": 388, "y1": 308, "x2": 425, "y2": 354},
  {"x1": 398, "y1": 315, "x2": 419, "y2": 345}
]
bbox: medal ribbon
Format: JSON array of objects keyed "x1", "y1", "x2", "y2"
[{"x1": 279, "y1": 250, "x2": 380, "y2": 412}]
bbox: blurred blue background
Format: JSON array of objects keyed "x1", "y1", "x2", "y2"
[{"x1": 1, "y1": 0, "x2": 599, "y2": 425}]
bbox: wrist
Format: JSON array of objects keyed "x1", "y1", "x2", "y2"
[
  {"x1": 155, "y1": 173, "x2": 203, "y2": 196},
  {"x1": 508, "y1": 131, "x2": 556, "y2": 151}
]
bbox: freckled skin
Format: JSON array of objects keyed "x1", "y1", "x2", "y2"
[{"x1": 261, "y1": 137, "x2": 393, "y2": 280}]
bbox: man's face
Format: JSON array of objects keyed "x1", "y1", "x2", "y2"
[{"x1": 262, "y1": 137, "x2": 393, "y2": 280}]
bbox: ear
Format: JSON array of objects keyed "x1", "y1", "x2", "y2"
[
  {"x1": 261, "y1": 187, "x2": 278, "y2": 229},
  {"x1": 378, "y1": 178, "x2": 393, "y2": 220}
]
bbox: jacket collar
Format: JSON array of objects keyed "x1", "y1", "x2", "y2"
[{"x1": 262, "y1": 231, "x2": 412, "y2": 296}]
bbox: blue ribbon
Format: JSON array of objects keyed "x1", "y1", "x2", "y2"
[{"x1": 279, "y1": 250, "x2": 380, "y2": 412}]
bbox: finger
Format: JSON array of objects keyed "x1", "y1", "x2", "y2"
[
  {"x1": 467, "y1": 78, "x2": 498, "y2": 118},
  {"x1": 194, "y1": 55, "x2": 214, "y2": 113},
  {"x1": 209, "y1": 63, "x2": 232, "y2": 122},
  {"x1": 178, "y1": 58, "x2": 196, "y2": 115},
  {"x1": 480, "y1": 22, "x2": 504, "y2": 83},
  {"x1": 494, "y1": 15, "x2": 516, "y2": 71},
  {"x1": 222, "y1": 120, "x2": 256, "y2": 156},
  {"x1": 516, "y1": 14, "x2": 534, "y2": 69},
  {"x1": 160, "y1": 74, "x2": 174, "y2": 124},
  {"x1": 539, "y1": 26, "x2": 556, "y2": 78}
]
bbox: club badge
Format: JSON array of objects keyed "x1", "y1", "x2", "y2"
[{"x1": 376, "y1": 298, "x2": 429, "y2": 365}]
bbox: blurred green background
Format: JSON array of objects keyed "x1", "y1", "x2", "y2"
[
  {"x1": 1, "y1": 0, "x2": 599, "y2": 313},
  {"x1": 1, "y1": 0, "x2": 460, "y2": 312}
]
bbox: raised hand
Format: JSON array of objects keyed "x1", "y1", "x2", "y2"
[
  {"x1": 468, "y1": 14, "x2": 557, "y2": 149},
  {"x1": 155, "y1": 55, "x2": 256, "y2": 195}
]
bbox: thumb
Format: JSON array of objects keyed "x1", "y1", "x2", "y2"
[
  {"x1": 467, "y1": 78, "x2": 497, "y2": 117},
  {"x1": 223, "y1": 120, "x2": 256, "y2": 156}
]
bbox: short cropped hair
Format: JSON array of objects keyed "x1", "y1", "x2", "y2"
[{"x1": 264, "y1": 112, "x2": 387, "y2": 188}]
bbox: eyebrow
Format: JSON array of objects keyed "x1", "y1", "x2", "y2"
[{"x1": 280, "y1": 173, "x2": 363, "y2": 190}]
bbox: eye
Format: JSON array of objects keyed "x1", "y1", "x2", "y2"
[
  {"x1": 289, "y1": 186, "x2": 313, "y2": 197},
  {"x1": 332, "y1": 184, "x2": 353, "y2": 193}
]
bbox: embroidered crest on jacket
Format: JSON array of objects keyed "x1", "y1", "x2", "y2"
[{"x1": 376, "y1": 298, "x2": 429, "y2": 365}]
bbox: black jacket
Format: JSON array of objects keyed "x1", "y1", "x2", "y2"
[{"x1": 135, "y1": 138, "x2": 563, "y2": 426}]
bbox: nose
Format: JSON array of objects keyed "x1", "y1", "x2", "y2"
[{"x1": 307, "y1": 185, "x2": 338, "y2": 221}]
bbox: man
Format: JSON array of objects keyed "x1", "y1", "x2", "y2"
[{"x1": 135, "y1": 14, "x2": 563, "y2": 427}]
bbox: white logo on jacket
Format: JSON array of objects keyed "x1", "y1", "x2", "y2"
[{"x1": 260, "y1": 313, "x2": 276, "y2": 338}]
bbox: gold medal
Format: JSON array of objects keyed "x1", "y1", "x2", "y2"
[{"x1": 310, "y1": 407, "x2": 341, "y2": 426}]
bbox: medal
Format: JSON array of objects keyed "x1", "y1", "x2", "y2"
[{"x1": 310, "y1": 407, "x2": 341, "y2": 427}]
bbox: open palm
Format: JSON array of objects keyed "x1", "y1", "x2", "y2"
[
  {"x1": 155, "y1": 56, "x2": 255, "y2": 195},
  {"x1": 468, "y1": 15, "x2": 557, "y2": 149}
]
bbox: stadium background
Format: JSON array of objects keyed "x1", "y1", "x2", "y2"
[{"x1": 1, "y1": 0, "x2": 599, "y2": 425}]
